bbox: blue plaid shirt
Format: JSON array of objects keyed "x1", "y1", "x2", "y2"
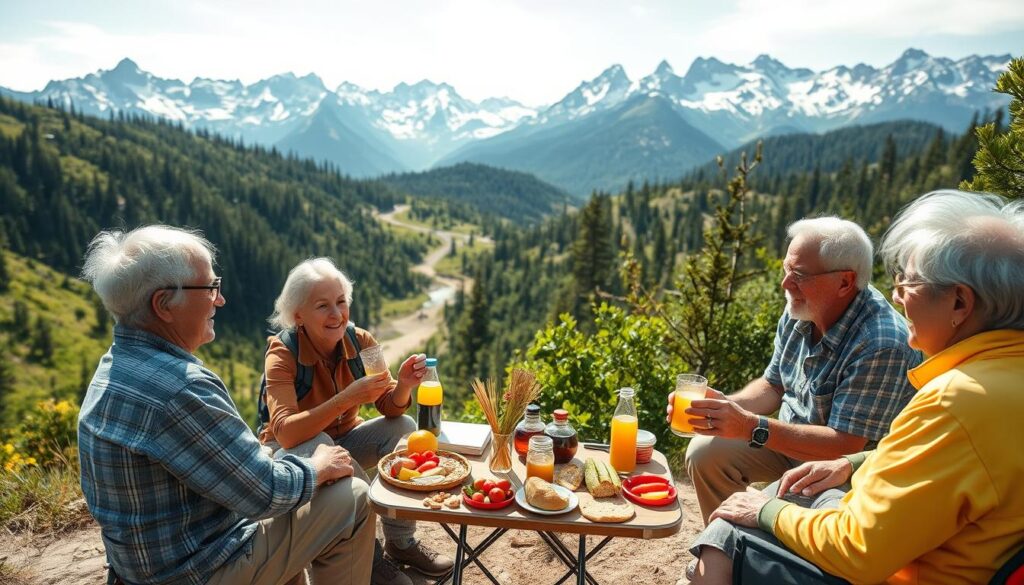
[
  {"x1": 763, "y1": 285, "x2": 921, "y2": 444},
  {"x1": 78, "y1": 326, "x2": 317, "y2": 585}
]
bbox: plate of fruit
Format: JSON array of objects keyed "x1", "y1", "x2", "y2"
[
  {"x1": 378, "y1": 448, "x2": 471, "y2": 492},
  {"x1": 462, "y1": 477, "x2": 516, "y2": 510},
  {"x1": 621, "y1": 473, "x2": 678, "y2": 507}
]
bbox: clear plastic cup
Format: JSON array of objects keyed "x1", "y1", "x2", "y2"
[{"x1": 359, "y1": 344, "x2": 387, "y2": 376}]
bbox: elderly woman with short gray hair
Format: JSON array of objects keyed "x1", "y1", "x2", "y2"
[
  {"x1": 258, "y1": 257, "x2": 452, "y2": 585},
  {"x1": 689, "y1": 190, "x2": 1024, "y2": 585}
]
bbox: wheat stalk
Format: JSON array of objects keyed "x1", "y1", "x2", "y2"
[{"x1": 472, "y1": 368, "x2": 542, "y2": 435}]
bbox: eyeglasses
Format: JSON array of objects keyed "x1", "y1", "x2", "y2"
[
  {"x1": 892, "y1": 273, "x2": 931, "y2": 298},
  {"x1": 782, "y1": 268, "x2": 850, "y2": 285},
  {"x1": 158, "y1": 277, "x2": 222, "y2": 297}
]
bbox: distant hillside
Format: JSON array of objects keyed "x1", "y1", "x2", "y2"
[
  {"x1": 439, "y1": 95, "x2": 724, "y2": 196},
  {"x1": 380, "y1": 162, "x2": 573, "y2": 222},
  {"x1": 0, "y1": 249, "x2": 263, "y2": 428},
  {"x1": 0, "y1": 97, "x2": 428, "y2": 336},
  {"x1": 693, "y1": 120, "x2": 948, "y2": 179}
]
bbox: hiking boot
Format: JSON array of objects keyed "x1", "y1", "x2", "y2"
[
  {"x1": 372, "y1": 540, "x2": 412, "y2": 585},
  {"x1": 384, "y1": 539, "x2": 455, "y2": 577},
  {"x1": 684, "y1": 558, "x2": 698, "y2": 581}
]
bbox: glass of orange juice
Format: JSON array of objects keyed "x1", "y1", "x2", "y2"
[
  {"x1": 526, "y1": 435, "x2": 555, "y2": 483},
  {"x1": 671, "y1": 373, "x2": 708, "y2": 438}
]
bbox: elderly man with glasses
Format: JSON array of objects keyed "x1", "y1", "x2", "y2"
[
  {"x1": 669, "y1": 217, "x2": 922, "y2": 581},
  {"x1": 78, "y1": 225, "x2": 374, "y2": 585}
]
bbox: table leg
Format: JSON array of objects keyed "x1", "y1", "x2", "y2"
[
  {"x1": 436, "y1": 525, "x2": 507, "y2": 585},
  {"x1": 541, "y1": 532, "x2": 600, "y2": 585},
  {"x1": 452, "y1": 524, "x2": 467, "y2": 585},
  {"x1": 577, "y1": 535, "x2": 588, "y2": 585}
]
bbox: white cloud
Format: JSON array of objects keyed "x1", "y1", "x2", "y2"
[{"x1": 0, "y1": 0, "x2": 1021, "y2": 103}]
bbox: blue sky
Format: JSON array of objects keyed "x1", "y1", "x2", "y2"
[{"x1": 1, "y1": 0, "x2": 1022, "y2": 106}]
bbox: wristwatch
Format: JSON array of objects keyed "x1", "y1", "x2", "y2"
[{"x1": 749, "y1": 416, "x2": 770, "y2": 449}]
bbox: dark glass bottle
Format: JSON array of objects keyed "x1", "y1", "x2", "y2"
[
  {"x1": 513, "y1": 404, "x2": 545, "y2": 457},
  {"x1": 416, "y1": 358, "x2": 442, "y2": 436},
  {"x1": 544, "y1": 409, "x2": 578, "y2": 463}
]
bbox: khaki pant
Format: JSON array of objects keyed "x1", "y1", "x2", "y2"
[
  {"x1": 207, "y1": 476, "x2": 375, "y2": 585},
  {"x1": 685, "y1": 435, "x2": 797, "y2": 524}
]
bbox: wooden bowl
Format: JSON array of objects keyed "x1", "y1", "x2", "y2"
[{"x1": 377, "y1": 450, "x2": 471, "y2": 492}]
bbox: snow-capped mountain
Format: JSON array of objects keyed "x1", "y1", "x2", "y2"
[{"x1": 1, "y1": 49, "x2": 1010, "y2": 188}]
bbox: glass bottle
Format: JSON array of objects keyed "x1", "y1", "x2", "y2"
[
  {"x1": 526, "y1": 435, "x2": 555, "y2": 483},
  {"x1": 608, "y1": 387, "x2": 638, "y2": 474},
  {"x1": 544, "y1": 409, "x2": 578, "y2": 463},
  {"x1": 514, "y1": 404, "x2": 545, "y2": 457},
  {"x1": 416, "y1": 357, "x2": 443, "y2": 436}
]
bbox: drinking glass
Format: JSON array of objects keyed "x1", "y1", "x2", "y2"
[
  {"x1": 671, "y1": 373, "x2": 708, "y2": 438},
  {"x1": 359, "y1": 344, "x2": 387, "y2": 376}
]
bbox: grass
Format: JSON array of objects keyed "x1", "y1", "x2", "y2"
[
  {"x1": 393, "y1": 209, "x2": 479, "y2": 236},
  {"x1": 435, "y1": 238, "x2": 493, "y2": 278},
  {"x1": 380, "y1": 292, "x2": 430, "y2": 318},
  {"x1": 0, "y1": 453, "x2": 89, "y2": 536}
]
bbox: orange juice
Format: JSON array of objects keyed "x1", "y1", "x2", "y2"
[
  {"x1": 526, "y1": 459, "x2": 555, "y2": 483},
  {"x1": 671, "y1": 391, "x2": 699, "y2": 435},
  {"x1": 609, "y1": 414, "x2": 638, "y2": 473},
  {"x1": 417, "y1": 380, "x2": 443, "y2": 406}
]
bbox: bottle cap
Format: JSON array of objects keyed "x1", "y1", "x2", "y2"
[
  {"x1": 553, "y1": 409, "x2": 569, "y2": 421},
  {"x1": 526, "y1": 404, "x2": 541, "y2": 415},
  {"x1": 425, "y1": 357, "x2": 437, "y2": 367}
]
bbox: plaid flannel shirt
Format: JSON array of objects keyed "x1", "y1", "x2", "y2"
[
  {"x1": 78, "y1": 326, "x2": 317, "y2": 585},
  {"x1": 763, "y1": 285, "x2": 921, "y2": 444}
]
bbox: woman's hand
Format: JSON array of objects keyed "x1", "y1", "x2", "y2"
[
  {"x1": 776, "y1": 458, "x2": 853, "y2": 498},
  {"x1": 397, "y1": 353, "x2": 427, "y2": 388},
  {"x1": 339, "y1": 371, "x2": 390, "y2": 406},
  {"x1": 708, "y1": 486, "x2": 771, "y2": 528}
]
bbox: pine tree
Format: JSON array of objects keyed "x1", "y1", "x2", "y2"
[
  {"x1": 570, "y1": 194, "x2": 615, "y2": 322},
  {"x1": 963, "y1": 57, "x2": 1024, "y2": 198},
  {"x1": 0, "y1": 247, "x2": 9, "y2": 292},
  {"x1": 0, "y1": 344, "x2": 14, "y2": 420}
]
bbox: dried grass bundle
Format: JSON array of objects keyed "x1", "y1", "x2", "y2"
[{"x1": 471, "y1": 368, "x2": 542, "y2": 435}]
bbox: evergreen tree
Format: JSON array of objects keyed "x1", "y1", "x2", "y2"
[
  {"x1": 0, "y1": 248, "x2": 9, "y2": 292},
  {"x1": 31, "y1": 316, "x2": 55, "y2": 364},
  {"x1": 570, "y1": 194, "x2": 615, "y2": 322},
  {"x1": 963, "y1": 57, "x2": 1024, "y2": 198}
]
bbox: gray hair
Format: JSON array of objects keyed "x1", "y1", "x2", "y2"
[
  {"x1": 268, "y1": 257, "x2": 353, "y2": 330},
  {"x1": 880, "y1": 189, "x2": 1024, "y2": 331},
  {"x1": 81, "y1": 225, "x2": 216, "y2": 328},
  {"x1": 787, "y1": 216, "x2": 874, "y2": 289}
]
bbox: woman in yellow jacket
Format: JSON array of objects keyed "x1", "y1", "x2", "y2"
[{"x1": 690, "y1": 190, "x2": 1024, "y2": 584}]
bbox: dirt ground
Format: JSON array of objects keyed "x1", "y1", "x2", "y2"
[{"x1": 0, "y1": 477, "x2": 701, "y2": 585}]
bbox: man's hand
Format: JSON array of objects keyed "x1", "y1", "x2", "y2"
[
  {"x1": 340, "y1": 371, "x2": 390, "y2": 405},
  {"x1": 685, "y1": 389, "x2": 758, "y2": 440},
  {"x1": 309, "y1": 444, "x2": 354, "y2": 486},
  {"x1": 709, "y1": 486, "x2": 771, "y2": 528},
  {"x1": 776, "y1": 458, "x2": 853, "y2": 498},
  {"x1": 396, "y1": 353, "x2": 427, "y2": 388}
]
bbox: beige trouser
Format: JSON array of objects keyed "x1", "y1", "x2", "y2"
[
  {"x1": 207, "y1": 476, "x2": 375, "y2": 585},
  {"x1": 685, "y1": 435, "x2": 797, "y2": 524}
]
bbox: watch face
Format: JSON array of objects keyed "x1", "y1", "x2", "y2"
[{"x1": 753, "y1": 428, "x2": 769, "y2": 444}]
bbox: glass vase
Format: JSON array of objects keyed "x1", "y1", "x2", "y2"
[{"x1": 488, "y1": 432, "x2": 514, "y2": 474}]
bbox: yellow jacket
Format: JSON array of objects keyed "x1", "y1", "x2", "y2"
[{"x1": 763, "y1": 329, "x2": 1024, "y2": 584}]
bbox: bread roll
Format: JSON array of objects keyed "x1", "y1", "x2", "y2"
[{"x1": 525, "y1": 476, "x2": 569, "y2": 511}]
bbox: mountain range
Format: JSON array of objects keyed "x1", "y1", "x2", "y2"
[{"x1": 2, "y1": 49, "x2": 1011, "y2": 194}]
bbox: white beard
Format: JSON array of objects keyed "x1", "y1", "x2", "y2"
[{"x1": 785, "y1": 292, "x2": 814, "y2": 321}]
